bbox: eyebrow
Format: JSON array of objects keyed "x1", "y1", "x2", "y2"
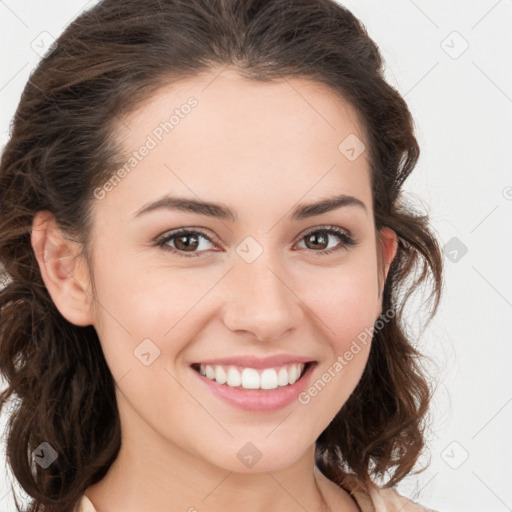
[{"x1": 133, "y1": 193, "x2": 367, "y2": 221}]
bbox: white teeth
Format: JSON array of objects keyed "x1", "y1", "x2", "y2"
[
  {"x1": 289, "y1": 364, "x2": 300, "y2": 384},
  {"x1": 205, "y1": 365, "x2": 215, "y2": 379},
  {"x1": 278, "y1": 367, "x2": 289, "y2": 387},
  {"x1": 214, "y1": 365, "x2": 227, "y2": 384},
  {"x1": 241, "y1": 368, "x2": 260, "y2": 389},
  {"x1": 227, "y1": 366, "x2": 242, "y2": 387},
  {"x1": 260, "y1": 369, "x2": 278, "y2": 390},
  {"x1": 198, "y1": 363, "x2": 306, "y2": 390}
]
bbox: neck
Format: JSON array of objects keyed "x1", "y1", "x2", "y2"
[
  {"x1": 86, "y1": 448, "x2": 330, "y2": 512},
  {"x1": 85, "y1": 409, "x2": 331, "y2": 512}
]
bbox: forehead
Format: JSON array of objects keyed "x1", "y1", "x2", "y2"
[
  {"x1": 99, "y1": 67, "x2": 372, "y2": 221},
  {"x1": 118, "y1": 67, "x2": 367, "y2": 154}
]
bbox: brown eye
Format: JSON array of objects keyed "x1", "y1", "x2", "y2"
[
  {"x1": 174, "y1": 233, "x2": 200, "y2": 252},
  {"x1": 304, "y1": 231, "x2": 329, "y2": 250},
  {"x1": 156, "y1": 228, "x2": 217, "y2": 257},
  {"x1": 297, "y1": 226, "x2": 356, "y2": 255}
]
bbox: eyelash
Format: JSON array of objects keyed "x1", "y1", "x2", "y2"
[{"x1": 155, "y1": 225, "x2": 356, "y2": 258}]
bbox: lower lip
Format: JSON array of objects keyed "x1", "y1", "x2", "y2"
[{"x1": 191, "y1": 363, "x2": 316, "y2": 412}]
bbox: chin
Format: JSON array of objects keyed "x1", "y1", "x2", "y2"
[{"x1": 197, "y1": 437, "x2": 313, "y2": 474}]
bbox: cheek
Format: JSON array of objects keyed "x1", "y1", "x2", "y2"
[
  {"x1": 91, "y1": 244, "x2": 200, "y2": 332},
  {"x1": 300, "y1": 259, "x2": 380, "y2": 348},
  {"x1": 89, "y1": 262, "x2": 216, "y2": 375},
  {"x1": 295, "y1": 257, "x2": 380, "y2": 405},
  {"x1": 322, "y1": 285, "x2": 379, "y2": 355}
]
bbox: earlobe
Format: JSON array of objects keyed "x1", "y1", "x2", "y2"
[{"x1": 31, "y1": 211, "x2": 94, "y2": 327}]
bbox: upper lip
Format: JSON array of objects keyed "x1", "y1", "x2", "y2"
[{"x1": 192, "y1": 354, "x2": 315, "y2": 369}]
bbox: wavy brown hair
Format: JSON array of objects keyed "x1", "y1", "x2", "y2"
[{"x1": 0, "y1": 0, "x2": 443, "y2": 510}]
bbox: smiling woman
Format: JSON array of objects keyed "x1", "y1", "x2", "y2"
[{"x1": 0, "y1": 1, "x2": 443, "y2": 512}]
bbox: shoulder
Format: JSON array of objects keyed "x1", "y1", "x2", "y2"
[
  {"x1": 338, "y1": 472, "x2": 440, "y2": 512},
  {"x1": 365, "y1": 482, "x2": 439, "y2": 512},
  {"x1": 75, "y1": 479, "x2": 441, "y2": 512}
]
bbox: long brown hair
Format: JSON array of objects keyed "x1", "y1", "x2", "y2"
[{"x1": 0, "y1": 1, "x2": 443, "y2": 510}]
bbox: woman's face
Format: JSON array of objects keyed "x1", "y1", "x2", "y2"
[{"x1": 83, "y1": 67, "x2": 397, "y2": 473}]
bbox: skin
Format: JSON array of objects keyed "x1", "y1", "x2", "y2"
[{"x1": 32, "y1": 66, "x2": 397, "y2": 512}]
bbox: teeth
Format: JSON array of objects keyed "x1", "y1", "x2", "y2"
[
  {"x1": 227, "y1": 366, "x2": 242, "y2": 387},
  {"x1": 261, "y1": 369, "x2": 278, "y2": 390},
  {"x1": 198, "y1": 363, "x2": 306, "y2": 390},
  {"x1": 205, "y1": 365, "x2": 215, "y2": 379},
  {"x1": 289, "y1": 364, "x2": 300, "y2": 384},
  {"x1": 214, "y1": 365, "x2": 227, "y2": 385},
  {"x1": 278, "y1": 367, "x2": 288, "y2": 386},
  {"x1": 241, "y1": 368, "x2": 260, "y2": 389}
]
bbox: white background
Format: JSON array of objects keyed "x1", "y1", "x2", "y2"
[{"x1": 1, "y1": 1, "x2": 511, "y2": 511}]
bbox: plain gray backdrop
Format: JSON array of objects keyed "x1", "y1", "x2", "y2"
[{"x1": 1, "y1": 1, "x2": 511, "y2": 511}]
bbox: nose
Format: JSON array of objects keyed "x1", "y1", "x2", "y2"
[{"x1": 221, "y1": 252, "x2": 304, "y2": 342}]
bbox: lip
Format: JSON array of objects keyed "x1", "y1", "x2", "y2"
[
  {"x1": 191, "y1": 354, "x2": 315, "y2": 369},
  {"x1": 191, "y1": 361, "x2": 317, "y2": 412}
]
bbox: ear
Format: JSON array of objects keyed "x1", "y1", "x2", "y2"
[
  {"x1": 31, "y1": 210, "x2": 94, "y2": 327},
  {"x1": 376, "y1": 227, "x2": 398, "y2": 300}
]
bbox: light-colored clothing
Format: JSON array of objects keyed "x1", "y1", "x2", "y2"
[
  {"x1": 75, "y1": 495, "x2": 96, "y2": 512},
  {"x1": 75, "y1": 478, "x2": 439, "y2": 512}
]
